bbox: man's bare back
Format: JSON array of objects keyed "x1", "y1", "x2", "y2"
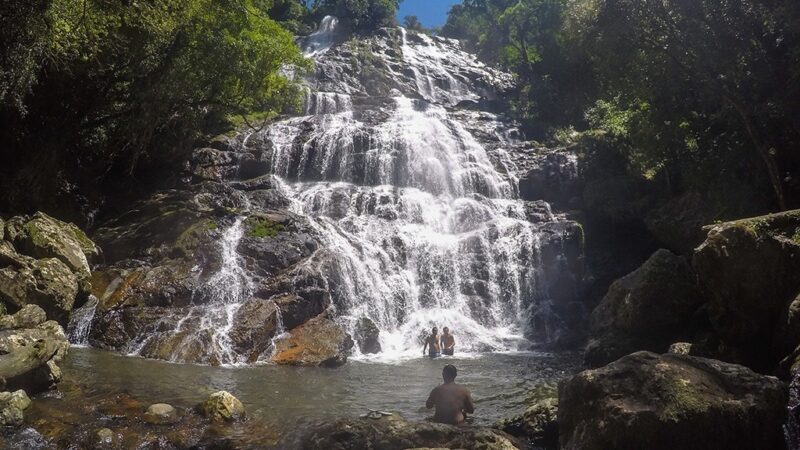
[{"x1": 426, "y1": 365, "x2": 474, "y2": 425}]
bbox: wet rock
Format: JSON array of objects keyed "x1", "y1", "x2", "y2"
[
  {"x1": 0, "y1": 390, "x2": 30, "y2": 426},
  {"x1": 354, "y1": 317, "x2": 381, "y2": 354},
  {"x1": 144, "y1": 403, "x2": 179, "y2": 425},
  {"x1": 229, "y1": 299, "x2": 280, "y2": 362},
  {"x1": 279, "y1": 413, "x2": 519, "y2": 450},
  {"x1": 272, "y1": 315, "x2": 354, "y2": 367},
  {"x1": 0, "y1": 304, "x2": 46, "y2": 330},
  {"x1": 558, "y1": 351, "x2": 787, "y2": 450},
  {"x1": 270, "y1": 290, "x2": 330, "y2": 331},
  {"x1": 95, "y1": 428, "x2": 114, "y2": 445},
  {"x1": 494, "y1": 397, "x2": 558, "y2": 448},
  {"x1": 585, "y1": 249, "x2": 703, "y2": 367},
  {"x1": 197, "y1": 391, "x2": 245, "y2": 422},
  {"x1": 693, "y1": 210, "x2": 800, "y2": 370}
]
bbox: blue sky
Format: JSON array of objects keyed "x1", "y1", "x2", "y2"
[{"x1": 397, "y1": 0, "x2": 462, "y2": 28}]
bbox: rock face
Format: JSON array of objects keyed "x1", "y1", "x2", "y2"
[
  {"x1": 585, "y1": 249, "x2": 703, "y2": 367},
  {"x1": 197, "y1": 391, "x2": 245, "y2": 422},
  {"x1": 279, "y1": 413, "x2": 520, "y2": 450},
  {"x1": 558, "y1": 351, "x2": 787, "y2": 450},
  {"x1": 586, "y1": 209, "x2": 800, "y2": 374},
  {"x1": 693, "y1": 210, "x2": 800, "y2": 370},
  {"x1": 272, "y1": 315, "x2": 354, "y2": 367}
]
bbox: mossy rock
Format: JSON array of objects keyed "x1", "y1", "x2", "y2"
[
  {"x1": 244, "y1": 216, "x2": 284, "y2": 239},
  {"x1": 173, "y1": 219, "x2": 218, "y2": 257},
  {"x1": 558, "y1": 351, "x2": 787, "y2": 450}
]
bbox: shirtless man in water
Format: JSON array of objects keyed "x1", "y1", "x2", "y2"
[
  {"x1": 440, "y1": 327, "x2": 455, "y2": 356},
  {"x1": 426, "y1": 364, "x2": 474, "y2": 425},
  {"x1": 422, "y1": 327, "x2": 441, "y2": 358}
]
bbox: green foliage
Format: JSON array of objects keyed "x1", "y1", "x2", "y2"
[
  {"x1": 403, "y1": 15, "x2": 424, "y2": 32},
  {"x1": 444, "y1": 0, "x2": 800, "y2": 211},
  {"x1": 245, "y1": 216, "x2": 284, "y2": 238},
  {"x1": 0, "y1": 0, "x2": 308, "y2": 216},
  {"x1": 315, "y1": 0, "x2": 400, "y2": 32}
]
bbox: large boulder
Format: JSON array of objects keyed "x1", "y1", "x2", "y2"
[
  {"x1": 558, "y1": 351, "x2": 787, "y2": 450},
  {"x1": 693, "y1": 210, "x2": 800, "y2": 369},
  {"x1": 0, "y1": 320, "x2": 69, "y2": 394},
  {"x1": 585, "y1": 249, "x2": 703, "y2": 367},
  {"x1": 0, "y1": 248, "x2": 80, "y2": 323},
  {"x1": 278, "y1": 413, "x2": 519, "y2": 450},
  {"x1": 5, "y1": 212, "x2": 96, "y2": 275},
  {"x1": 272, "y1": 314, "x2": 354, "y2": 367}
]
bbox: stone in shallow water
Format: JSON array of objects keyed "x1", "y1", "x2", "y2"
[
  {"x1": 0, "y1": 390, "x2": 31, "y2": 426},
  {"x1": 144, "y1": 403, "x2": 179, "y2": 425},
  {"x1": 95, "y1": 427, "x2": 114, "y2": 445},
  {"x1": 144, "y1": 403, "x2": 177, "y2": 424},
  {"x1": 198, "y1": 391, "x2": 245, "y2": 422}
]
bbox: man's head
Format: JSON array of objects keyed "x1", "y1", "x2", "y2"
[
  {"x1": 443, "y1": 327, "x2": 450, "y2": 335},
  {"x1": 442, "y1": 364, "x2": 457, "y2": 382},
  {"x1": 432, "y1": 327, "x2": 438, "y2": 336}
]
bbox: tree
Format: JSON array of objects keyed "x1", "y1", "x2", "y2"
[
  {"x1": 315, "y1": 0, "x2": 401, "y2": 32},
  {"x1": 403, "y1": 15, "x2": 424, "y2": 32},
  {"x1": 0, "y1": 0, "x2": 308, "y2": 218}
]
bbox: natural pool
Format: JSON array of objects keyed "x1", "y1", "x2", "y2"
[{"x1": 5, "y1": 347, "x2": 580, "y2": 448}]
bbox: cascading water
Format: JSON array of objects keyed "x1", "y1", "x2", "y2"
[
  {"x1": 67, "y1": 296, "x2": 99, "y2": 346},
  {"x1": 301, "y1": 16, "x2": 340, "y2": 57},
  {"x1": 126, "y1": 217, "x2": 255, "y2": 365},
  {"x1": 251, "y1": 23, "x2": 562, "y2": 360}
]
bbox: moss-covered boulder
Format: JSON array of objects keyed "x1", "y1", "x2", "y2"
[
  {"x1": 0, "y1": 390, "x2": 31, "y2": 426},
  {"x1": 693, "y1": 209, "x2": 800, "y2": 369},
  {"x1": 272, "y1": 314, "x2": 354, "y2": 367},
  {"x1": 558, "y1": 351, "x2": 787, "y2": 450},
  {"x1": 0, "y1": 252, "x2": 79, "y2": 324},
  {"x1": 585, "y1": 249, "x2": 703, "y2": 367},
  {"x1": 494, "y1": 397, "x2": 558, "y2": 448},
  {"x1": 6, "y1": 212, "x2": 96, "y2": 285},
  {"x1": 197, "y1": 391, "x2": 245, "y2": 422},
  {"x1": 0, "y1": 304, "x2": 47, "y2": 330}
]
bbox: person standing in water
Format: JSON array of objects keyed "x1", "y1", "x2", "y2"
[
  {"x1": 440, "y1": 327, "x2": 455, "y2": 356},
  {"x1": 426, "y1": 364, "x2": 474, "y2": 425},
  {"x1": 422, "y1": 327, "x2": 441, "y2": 358}
]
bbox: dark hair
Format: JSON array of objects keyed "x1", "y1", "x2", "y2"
[{"x1": 442, "y1": 364, "x2": 457, "y2": 380}]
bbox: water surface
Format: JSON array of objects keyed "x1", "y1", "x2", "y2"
[{"x1": 62, "y1": 347, "x2": 580, "y2": 428}]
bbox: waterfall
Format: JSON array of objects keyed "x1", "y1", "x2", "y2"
[
  {"x1": 244, "y1": 23, "x2": 562, "y2": 360},
  {"x1": 302, "y1": 15, "x2": 339, "y2": 57},
  {"x1": 67, "y1": 296, "x2": 98, "y2": 346}
]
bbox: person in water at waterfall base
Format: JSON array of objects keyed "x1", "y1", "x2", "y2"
[
  {"x1": 423, "y1": 327, "x2": 441, "y2": 357},
  {"x1": 426, "y1": 364, "x2": 474, "y2": 425},
  {"x1": 440, "y1": 327, "x2": 455, "y2": 356}
]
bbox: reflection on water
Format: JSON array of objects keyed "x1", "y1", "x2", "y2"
[{"x1": 61, "y1": 347, "x2": 580, "y2": 428}]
